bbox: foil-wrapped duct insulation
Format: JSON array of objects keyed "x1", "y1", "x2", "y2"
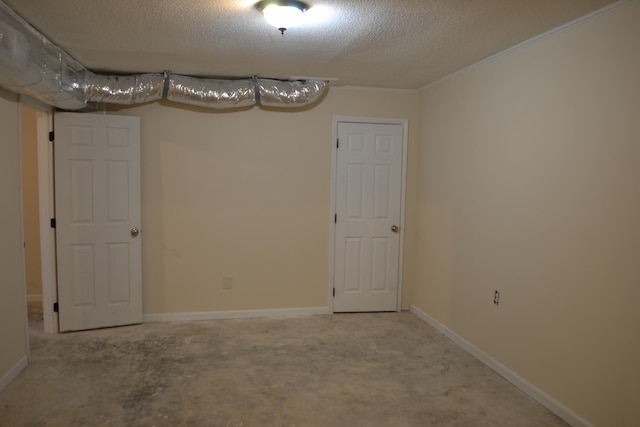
[
  {"x1": 84, "y1": 73, "x2": 165, "y2": 104},
  {"x1": 257, "y1": 79, "x2": 328, "y2": 107},
  {"x1": 0, "y1": 1, "x2": 329, "y2": 110},
  {"x1": 166, "y1": 74, "x2": 256, "y2": 109},
  {"x1": 0, "y1": 0, "x2": 87, "y2": 109}
]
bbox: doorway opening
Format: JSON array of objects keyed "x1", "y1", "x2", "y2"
[{"x1": 20, "y1": 100, "x2": 57, "y2": 334}]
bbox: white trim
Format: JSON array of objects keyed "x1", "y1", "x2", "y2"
[
  {"x1": 398, "y1": 122, "x2": 409, "y2": 312},
  {"x1": 330, "y1": 116, "x2": 409, "y2": 313},
  {"x1": 333, "y1": 115, "x2": 410, "y2": 126},
  {"x1": 36, "y1": 109, "x2": 58, "y2": 333},
  {"x1": 410, "y1": 305, "x2": 593, "y2": 427},
  {"x1": 329, "y1": 119, "x2": 338, "y2": 313},
  {"x1": 0, "y1": 356, "x2": 28, "y2": 392},
  {"x1": 26, "y1": 294, "x2": 43, "y2": 303},
  {"x1": 18, "y1": 99, "x2": 30, "y2": 362},
  {"x1": 143, "y1": 307, "x2": 331, "y2": 322},
  {"x1": 420, "y1": 0, "x2": 635, "y2": 92}
]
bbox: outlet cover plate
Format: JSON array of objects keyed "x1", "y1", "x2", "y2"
[{"x1": 223, "y1": 275, "x2": 233, "y2": 290}]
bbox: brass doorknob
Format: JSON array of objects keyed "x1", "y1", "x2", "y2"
[
  {"x1": 131, "y1": 228, "x2": 140, "y2": 237},
  {"x1": 391, "y1": 225, "x2": 400, "y2": 233}
]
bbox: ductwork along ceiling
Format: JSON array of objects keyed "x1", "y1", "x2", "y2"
[
  {"x1": 0, "y1": 0, "x2": 620, "y2": 111},
  {"x1": 0, "y1": 1, "x2": 327, "y2": 110}
]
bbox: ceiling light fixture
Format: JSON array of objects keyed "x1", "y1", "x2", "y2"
[{"x1": 256, "y1": 0, "x2": 309, "y2": 35}]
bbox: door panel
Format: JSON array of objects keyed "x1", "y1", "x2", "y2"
[
  {"x1": 55, "y1": 113, "x2": 141, "y2": 331},
  {"x1": 334, "y1": 122, "x2": 404, "y2": 312},
  {"x1": 70, "y1": 244, "x2": 95, "y2": 306}
]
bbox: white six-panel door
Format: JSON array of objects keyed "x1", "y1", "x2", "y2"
[
  {"x1": 54, "y1": 113, "x2": 142, "y2": 331},
  {"x1": 333, "y1": 121, "x2": 404, "y2": 312}
]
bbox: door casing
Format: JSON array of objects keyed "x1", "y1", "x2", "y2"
[{"x1": 36, "y1": 108, "x2": 57, "y2": 333}]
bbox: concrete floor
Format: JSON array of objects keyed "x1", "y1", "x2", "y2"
[{"x1": 0, "y1": 305, "x2": 568, "y2": 427}]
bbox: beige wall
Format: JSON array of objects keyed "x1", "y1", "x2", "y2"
[
  {"x1": 414, "y1": 3, "x2": 640, "y2": 426},
  {"x1": 107, "y1": 87, "x2": 419, "y2": 314},
  {"x1": 6, "y1": 5, "x2": 638, "y2": 423},
  {"x1": 0, "y1": 88, "x2": 29, "y2": 384},
  {"x1": 20, "y1": 104, "x2": 42, "y2": 297}
]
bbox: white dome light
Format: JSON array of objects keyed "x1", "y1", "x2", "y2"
[{"x1": 256, "y1": 1, "x2": 308, "y2": 35}]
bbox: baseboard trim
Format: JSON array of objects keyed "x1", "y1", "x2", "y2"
[
  {"x1": 409, "y1": 305, "x2": 593, "y2": 427},
  {"x1": 0, "y1": 356, "x2": 28, "y2": 392},
  {"x1": 26, "y1": 294, "x2": 43, "y2": 303},
  {"x1": 144, "y1": 306, "x2": 331, "y2": 322}
]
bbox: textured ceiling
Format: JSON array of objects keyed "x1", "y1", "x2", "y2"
[{"x1": 2, "y1": 0, "x2": 619, "y2": 90}]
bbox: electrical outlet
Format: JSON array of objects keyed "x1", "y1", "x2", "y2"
[
  {"x1": 222, "y1": 275, "x2": 233, "y2": 290},
  {"x1": 493, "y1": 290, "x2": 500, "y2": 306}
]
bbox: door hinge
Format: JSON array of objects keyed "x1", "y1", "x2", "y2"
[
  {"x1": 53, "y1": 302, "x2": 59, "y2": 313},
  {"x1": 49, "y1": 131, "x2": 55, "y2": 142},
  {"x1": 333, "y1": 288, "x2": 335, "y2": 297},
  {"x1": 50, "y1": 218, "x2": 56, "y2": 228},
  {"x1": 334, "y1": 214, "x2": 337, "y2": 224},
  {"x1": 336, "y1": 138, "x2": 339, "y2": 149}
]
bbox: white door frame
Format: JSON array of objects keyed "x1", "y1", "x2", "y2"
[
  {"x1": 19, "y1": 97, "x2": 58, "y2": 333},
  {"x1": 36, "y1": 109, "x2": 58, "y2": 333},
  {"x1": 329, "y1": 116, "x2": 408, "y2": 312}
]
